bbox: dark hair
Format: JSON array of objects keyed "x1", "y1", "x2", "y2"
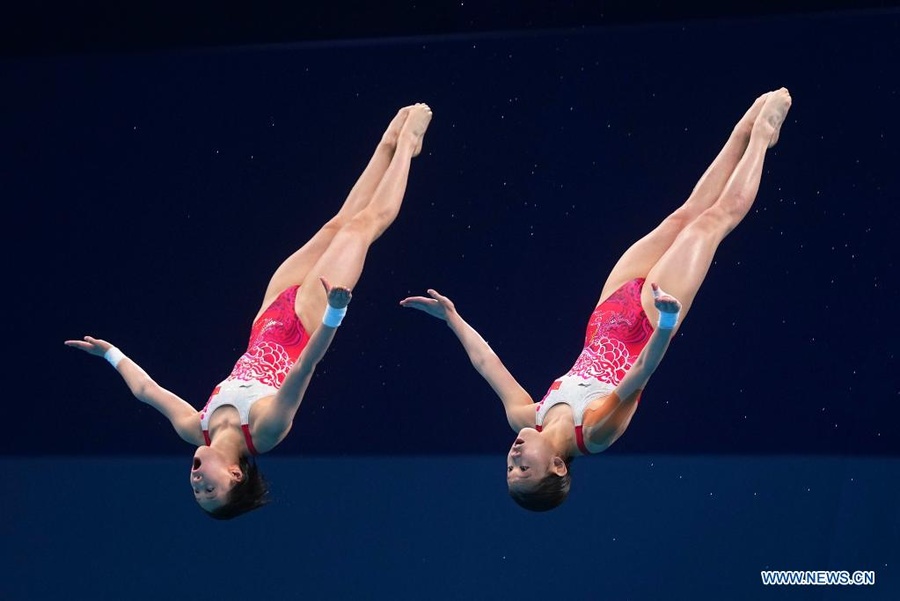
[
  {"x1": 204, "y1": 454, "x2": 270, "y2": 520},
  {"x1": 508, "y1": 456, "x2": 573, "y2": 512}
]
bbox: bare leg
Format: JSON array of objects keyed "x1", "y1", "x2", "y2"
[
  {"x1": 595, "y1": 92, "x2": 771, "y2": 305},
  {"x1": 293, "y1": 103, "x2": 433, "y2": 330},
  {"x1": 641, "y1": 88, "x2": 792, "y2": 328},
  {"x1": 254, "y1": 106, "x2": 413, "y2": 321}
]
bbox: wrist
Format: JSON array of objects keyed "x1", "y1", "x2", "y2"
[
  {"x1": 104, "y1": 346, "x2": 126, "y2": 368},
  {"x1": 657, "y1": 311, "x2": 679, "y2": 330},
  {"x1": 323, "y1": 305, "x2": 347, "y2": 328}
]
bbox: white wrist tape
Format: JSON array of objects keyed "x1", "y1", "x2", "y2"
[
  {"x1": 104, "y1": 346, "x2": 126, "y2": 368},
  {"x1": 657, "y1": 311, "x2": 679, "y2": 330},
  {"x1": 322, "y1": 305, "x2": 347, "y2": 328}
]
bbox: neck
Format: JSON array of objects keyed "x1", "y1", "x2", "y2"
[
  {"x1": 540, "y1": 420, "x2": 576, "y2": 458},
  {"x1": 209, "y1": 426, "x2": 246, "y2": 461}
]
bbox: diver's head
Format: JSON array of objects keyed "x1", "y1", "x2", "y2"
[
  {"x1": 506, "y1": 427, "x2": 572, "y2": 512},
  {"x1": 191, "y1": 445, "x2": 269, "y2": 519}
]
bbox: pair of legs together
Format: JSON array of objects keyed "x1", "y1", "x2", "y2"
[
  {"x1": 596, "y1": 88, "x2": 792, "y2": 327},
  {"x1": 257, "y1": 88, "x2": 792, "y2": 348},
  {"x1": 254, "y1": 104, "x2": 433, "y2": 329}
]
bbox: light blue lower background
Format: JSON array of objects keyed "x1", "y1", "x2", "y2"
[{"x1": 4, "y1": 455, "x2": 897, "y2": 600}]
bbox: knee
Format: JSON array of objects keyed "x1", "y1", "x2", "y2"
[
  {"x1": 321, "y1": 217, "x2": 346, "y2": 236},
  {"x1": 663, "y1": 206, "x2": 696, "y2": 232},
  {"x1": 325, "y1": 207, "x2": 384, "y2": 237},
  {"x1": 688, "y1": 206, "x2": 736, "y2": 237},
  {"x1": 350, "y1": 204, "x2": 394, "y2": 234},
  {"x1": 336, "y1": 211, "x2": 380, "y2": 242}
]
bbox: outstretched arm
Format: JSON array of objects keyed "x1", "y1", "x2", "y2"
[
  {"x1": 64, "y1": 336, "x2": 203, "y2": 445},
  {"x1": 254, "y1": 278, "x2": 351, "y2": 448},
  {"x1": 401, "y1": 289, "x2": 534, "y2": 430}
]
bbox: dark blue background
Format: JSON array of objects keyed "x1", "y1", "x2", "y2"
[{"x1": 3, "y1": 2, "x2": 898, "y2": 599}]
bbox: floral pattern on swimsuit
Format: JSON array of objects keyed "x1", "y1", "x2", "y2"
[
  {"x1": 568, "y1": 278, "x2": 653, "y2": 386},
  {"x1": 226, "y1": 285, "x2": 311, "y2": 389}
]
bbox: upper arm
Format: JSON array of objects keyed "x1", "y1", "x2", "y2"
[
  {"x1": 138, "y1": 385, "x2": 203, "y2": 445},
  {"x1": 251, "y1": 365, "x2": 314, "y2": 448},
  {"x1": 476, "y1": 355, "x2": 534, "y2": 430}
]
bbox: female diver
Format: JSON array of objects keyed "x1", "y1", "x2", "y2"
[
  {"x1": 401, "y1": 89, "x2": 791, "y2": 511},
  {"x1": 66, "y1": 103, "x2": 433, "y2": 519}
]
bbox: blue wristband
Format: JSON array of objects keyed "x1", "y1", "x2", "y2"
[
  {"x1": 657, "y1": 311, "x2": 679, "y2": 330},
  {"x1": 322, "y1": 305, "x2": 347, "y2": 328}
]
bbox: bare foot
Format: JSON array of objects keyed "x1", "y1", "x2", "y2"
[
  {"x1": 399, "y1": 103, "x2": 433, "y2": 157},
  {"x1": 382, "y1": 106, "x2": 412, "y2": 148},
  {"x1": 754, "y1": 87, "x2": 792, "y2": 148}
]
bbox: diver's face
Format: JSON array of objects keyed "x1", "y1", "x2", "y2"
[
  {"x1": 190, "y1": 446, "x2": 241, "y2": 512},
  {"x1": 506, "y1": 428, "x2": 554, "y2": 490}
]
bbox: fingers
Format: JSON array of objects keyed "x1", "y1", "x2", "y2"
[
  {"x1": 650, "y1": 282, "x2": 674, "y2": 300},
  {"x1": 399, "y1": 296, "x2": 434, "y2": 307},
  {"x1": 64, "y1": 340, "x2": 94, "y2": 352},
  {"x1": 65, "y1": 335, "x2": 95, "y2": 348},
  {"x1": 320, "y1": 276, "x2": 353, "y2": 297},
  {"x1": 400, "y1": 289, "x2": 444, "y2": 304},
  {"x1": 650, "y1": 282, "x2": 682, "y2": 309}
]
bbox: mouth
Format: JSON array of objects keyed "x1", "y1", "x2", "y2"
[
  {"x1": 192, "y1": 458, "x2": 201, "y2": 470},
  {"x1": 515, "y1": 438, "x2": 524, "y2": 445}
]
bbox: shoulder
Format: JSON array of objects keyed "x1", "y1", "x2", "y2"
[
  {"x1": 506, "y1": 403, "x2": 536, "y2": 432},
  {"x1": 174, "y1": 413, "x2": 205, "y2": 446},
  {"x1": 248, "y1": 395, "x2": 290, "y2": 452}
]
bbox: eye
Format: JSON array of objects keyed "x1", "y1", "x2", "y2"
[
  {"x1": 206, "y1": 486, "x2": 214, "y2": 493},
  {"x1": 507, "y1": 466, "x2": 513, "y2": 472},
  {"x1": 520, "y1": 466, "x2": 529, "y2": 472}
]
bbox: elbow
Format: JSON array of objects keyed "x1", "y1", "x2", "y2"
[
  {"x1": 133, "y1": 379, "x2": 153, "y2": 402},
  {"x1": 472, "y1": 352, "x2": 496, "y2": 373},
  {"x1": 292, "y1": 360, "x2": 316, "y2": 380}
]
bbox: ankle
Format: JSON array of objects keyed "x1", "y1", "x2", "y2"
[
  {"x1": 377, "y1": 136, "x2": 396, "y2": 152},
  {"x1": 732, "y1": 119, "x2": 753, "y2": 140},
  {"x1": 396, "y1": 130, "x2": 419, "y2": 152}
]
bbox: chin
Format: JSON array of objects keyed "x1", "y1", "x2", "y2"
[{"x1": 194, "y1": 445, "x2": 215, "y2": 460}]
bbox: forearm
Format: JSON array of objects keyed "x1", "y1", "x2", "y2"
[
  {"x1": 279, "y1": 297, "x2": 344, "y2": 404},
  {"x1": 296, "y1": 324, "x2": 338, "y2": 371},
  {"x1": 631, "y1": 327, "x2": 675, "y2": 376},
  {"x1": 274, "y1": 325, "x2": 336, "y2": 412},
  {"x1": 115, "y1": 357, "x2": 158, "y2": 402},
  {"x1": 283, "y1": 324, "x2": 337, "y2": 398},
  {"x1": 445, "y1": 313, "x2": 499, "y2": 373},
  {"x1": 114, "y1": 356, "x2": 197, "y2": 420}
]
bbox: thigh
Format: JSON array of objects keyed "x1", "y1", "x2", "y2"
[
  {"x1": 640, "y1": 208, "x2": 729, "y2": 328},
  {"x1": 293, "y1": 215, "x2": 376, "y2": 331},
  {"x1": 255, "y1": 219, "x2": 341, "y2": 322},
  {"x1": 595, "y1": 207, "x2": 692, "y2": 306}
]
